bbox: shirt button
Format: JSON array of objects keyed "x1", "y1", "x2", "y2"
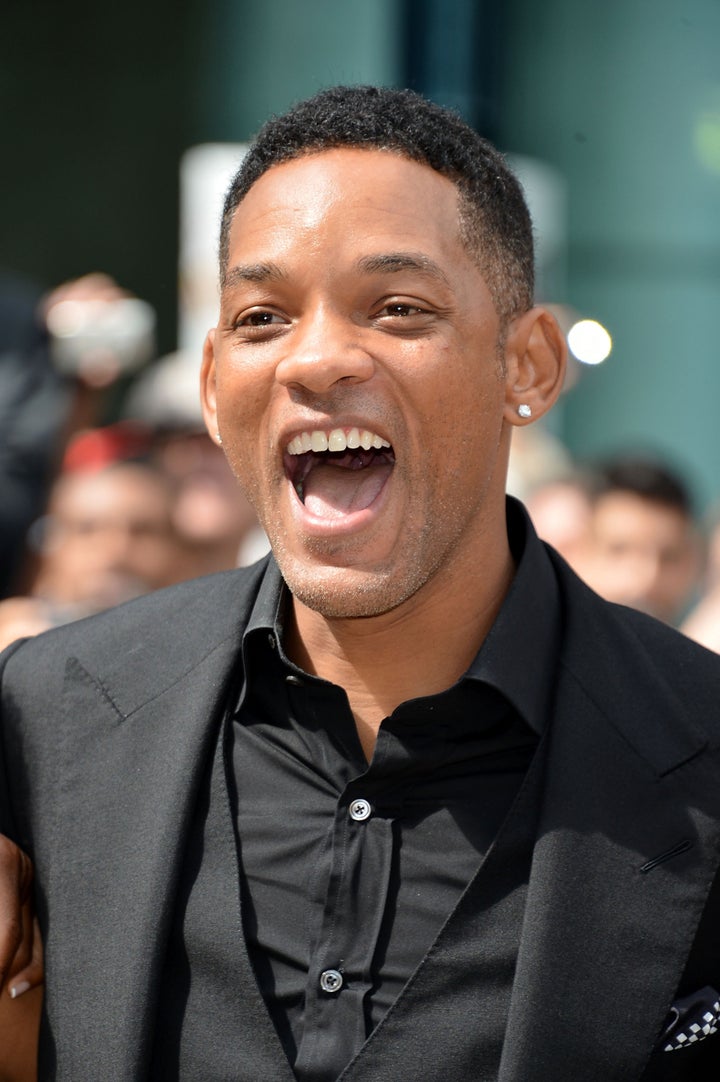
[
  {"x1": 286, "y1": 674, "x2": 303, "y2": 686},
  {"x1": 319, "y1": 968, "x2": 343, "y2": 994},
  {"x1": 349, "y1": 798, "x2": 372, "y2": 822},
  {"x1": 267, "y1": 633, "x2": 276, "y2": 650}
]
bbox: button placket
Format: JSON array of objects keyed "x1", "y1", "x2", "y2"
[{"x1": 296, "y1": 788, "x2": 394, "y2": 1078}]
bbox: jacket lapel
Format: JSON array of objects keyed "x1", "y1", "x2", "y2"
[
  {"x1": 42, "y1": 569, "x2": 275, "y2": 1080},
  {"x1": 500, "y1": 561, "x2": 720, "y2": 1081}
]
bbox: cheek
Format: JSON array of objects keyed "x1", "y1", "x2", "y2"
[
  {"x1": 215, "y1": 372, "x2": 273, "y2": 466},
  {"x1": 215, "y1": 421, "x2": 278, "y2": 517},
  {"x1": 427, "y1": 369, "x2": 505, "y2": 462},
  {"x1": 216, "y1": 368, "x2": 266, "y2": 427},
  {"x1": 426, "y1": 332, "x2": 502, "y2": 402}
]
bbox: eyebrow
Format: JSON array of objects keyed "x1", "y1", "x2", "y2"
[
  {"x1": 356, "y1": 252, "x2": 451, "y2": 287},
  {"x1": 222, "y1": 252, "x2": 450, "y2": 289},
  {"x1": 222, "y1": 262, "x2": 288, "y2": 288}
]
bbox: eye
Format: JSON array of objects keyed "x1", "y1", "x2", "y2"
[
  {"x1": 372, "y1": 298, "x2": 435, "y2": 334},
  {"x1": 231, "y1": 307, "x2": 289, "y2": 340},
  {"x1": 377, "y1": 302, "x2": 427, "y2": 318},
  {"x1": 236, "y1": 309, "x2": 285, "y2": 327}
]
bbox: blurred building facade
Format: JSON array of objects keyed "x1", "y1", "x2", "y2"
[{"x1": 3, "y1": 0, "x2": 719, "y2": 501}]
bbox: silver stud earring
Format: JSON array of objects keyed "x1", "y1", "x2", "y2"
[
  {"x1": 216, "y1": 433, "x2": 223, "y2": 445},
  {"x1": 517, "y1": 404, "x2": 532, "y2": 419}
]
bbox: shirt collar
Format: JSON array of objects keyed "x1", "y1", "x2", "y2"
[
  {"x1": 244, "y1": 553, "x2": 285, "y2": 639},
  {"x1": 243, "y1": 496, "x2": 560, "y2": 736},
  {"x1": 463, "y1": 496, "x2": 560, "y2": 736}
]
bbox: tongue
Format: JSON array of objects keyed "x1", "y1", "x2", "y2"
[{"x1": 303, "y1": 462, "x2": 392, "y2": 519}]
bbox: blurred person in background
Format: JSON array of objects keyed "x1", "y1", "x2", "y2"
[
  {"x1": 681, "y1": 509, "x2": 720, "y2": 652},
  {"x1": 505, "y1": 418, "x2": 573, "y2": 502},
  {"x1": 124, "y1": 350, "x2": 269, "y2": 577},
  {"x1": 583, "y1": 454, "x2": 701, "y2": 626},
  {"x1": 0, "y1": 455, "x2": 182, "y2": 652},
  {"x1": 0, "y1": 271, "x2": 66, "y2": 600},
  {"x1": 155, "y1": 428, "x2": 269, "y2": 574},
  {"x1": 525, "y1": 470, "x2": 596, "y2": 582},
  {"x1": 0, "y1": 270, "x2": 155, "y2": 600}
]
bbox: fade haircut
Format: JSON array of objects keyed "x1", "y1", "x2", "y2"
[{"x1": 220, "y1": 85, "x2": 534, "y2": 326}]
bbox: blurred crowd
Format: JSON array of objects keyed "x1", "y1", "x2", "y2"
[
  {"x1": 517, "y1": 433, "x2": 720, "y2": 650},
  {"x1": 2, "y1": 269, "x2": 720, "y2": 656},
  {"x1": 0, "y1": 271, "x2": 268, "y2": 652}
]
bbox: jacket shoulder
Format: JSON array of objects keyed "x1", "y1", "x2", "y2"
[
  {"x1": 0, "y1": 560, "x2": 269, "y2": 690},
  {"x1": 548, "y1": 546, "x2": 720, "y2": 737}
]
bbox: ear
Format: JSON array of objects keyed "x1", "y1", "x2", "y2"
[
  {"x1": 502, "y1": 306, "x2": 567, "y2": 427},
  {"x1": 199, "y1": 329, "x2": 222, "y2": 444}
]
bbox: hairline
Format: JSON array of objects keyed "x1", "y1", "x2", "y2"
[{"x1": 219, "y1": 144, "x2": 522, "y2": 332}]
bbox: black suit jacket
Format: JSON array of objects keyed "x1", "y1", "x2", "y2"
[{"x1": 2, "y1": 547, "x2": 720, "y2": 1080}]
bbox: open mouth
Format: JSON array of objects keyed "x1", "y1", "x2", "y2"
[{"x1": 285, "y1": 427, "x2": 395, "y2": 520}]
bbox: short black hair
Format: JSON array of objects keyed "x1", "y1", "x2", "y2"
[
  {"x1": 591, "y1": 454, "x2": 694, "y2": 517},
  {"x1": 220, "y1": 85, "x2": 534, "y2": 325}
]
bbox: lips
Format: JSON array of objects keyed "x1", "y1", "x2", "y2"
[{"x1": 284, "y1": 427, "x2": 395, "y2": 520}]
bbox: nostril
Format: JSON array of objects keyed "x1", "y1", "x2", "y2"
[{"x1": 275, "y1": 339, "x2": 376, "y2": 392}]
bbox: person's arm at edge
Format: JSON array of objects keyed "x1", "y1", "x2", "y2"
[
  {"x1": 0, "y1": 975, "x2": 41, "y2": 1081},
  {"x1": 0, "y1": 640, "x2": 42, "y2": 1079},
  {"x1": 0, "y1": 837, "x2": 41, "y2": 998},
  {"x1": 0, "y1": 640, "x2": 43, "y2": 996}
]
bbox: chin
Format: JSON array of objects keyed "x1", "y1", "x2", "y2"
[{"x1": 276, "y1": 549, "x2": 432, "y2": 620}]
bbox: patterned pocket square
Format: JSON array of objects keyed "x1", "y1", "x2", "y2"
[{"x1": 660, "y1": 986, "x2": 720, "y2": 1052}]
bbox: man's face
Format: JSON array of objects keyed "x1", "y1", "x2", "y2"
[
  {"x1": 589, "y1": 492, "x2": 699, "y2": 624},
  {"x1": 202, "y1": 148, "x2": 516, "y2": 619},
  {"x1": 39, "y1": 467, "x2": 179, "y2": 609}
]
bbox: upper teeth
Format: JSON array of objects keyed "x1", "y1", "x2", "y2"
[{"x1": 286, "y1": 428, "x2": 391, "y2": 455}]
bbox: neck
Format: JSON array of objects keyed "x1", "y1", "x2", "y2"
[{"x1": 286, "y1": 534, "x2": 515, "y2": 760}]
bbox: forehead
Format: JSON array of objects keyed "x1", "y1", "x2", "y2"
[
  {"x1": 54, "y1": 469, "x2": 170, "y2": 519},
  {"x1": 225, "y1": 148, "x2": 465, "y2": 265},
  {"x1": 594, "y1": 492, "x2": 691, "y2": 539}
]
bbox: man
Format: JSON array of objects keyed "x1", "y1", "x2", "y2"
[
  {"x1": 584, "y1": 454, "x2": 701, "y2": 625},
  {"x1": 0, "y1": 458, "x2": 184, "y2": 652},
  {"x1": 2, "y1": 86, "x2": 720, "y2": 1081}
]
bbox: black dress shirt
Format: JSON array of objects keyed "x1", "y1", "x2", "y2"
[{"x1": 230, "y1": 499, "x2": 561, "y2": 1081}]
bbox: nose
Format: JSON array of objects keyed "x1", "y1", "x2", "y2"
[
  {"x1": 99, "y1": 524, "x2": 136, "y2": 570},
  {"x1": 275, "y1": 306, "x2": 375, "y2": 394}
]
